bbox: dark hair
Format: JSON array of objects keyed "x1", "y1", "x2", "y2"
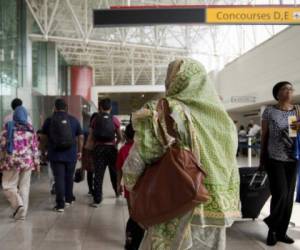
[
  {"x1": 125, "y1": 123, "x2": 135, "y2": 140},
  {"x1": 11, "y1": 98, "x2": 22, "y2": 110},
  {"x1": 55, "y1": 98, "x2": 67, "y2": 111},
  {"x1": 272, "y1": 81, "x2": 293, "y2": 101},
  {"x1": 239, "y1": 125, "x2": 245, "y2": 130},
  {"x1": 99, "y1": 98, "x2": 112, "y2": 111}
]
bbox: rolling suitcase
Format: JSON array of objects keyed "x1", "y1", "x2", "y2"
[{"x1": 239, "y1": 167, "x2": 270, "y2": 219}]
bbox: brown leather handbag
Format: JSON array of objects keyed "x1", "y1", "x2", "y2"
[{"x1": 130, "y1": 99, "x2": 210, "y2": 228}]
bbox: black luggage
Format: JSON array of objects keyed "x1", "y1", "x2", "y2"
[{"x1": 239, "y1": 167, "x2": 270, "y2": 219}]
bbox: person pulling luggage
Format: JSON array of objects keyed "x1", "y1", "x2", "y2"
[{"x1": 260, "y1": 81, "x2": 298, "y2": 246}]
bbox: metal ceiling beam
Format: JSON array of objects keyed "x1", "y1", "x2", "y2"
[
  {"x1": 91, "y1": 85, "x2": 165, "y2": 93},
  {"x1": 29, "y1": 34, "x2": 188, "y2": 52}
]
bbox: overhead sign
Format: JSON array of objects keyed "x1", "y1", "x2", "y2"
[
  {"x1": 207, "y1": 7, "x2": 300, "y2": 24},
  {"x1": 94, "y1": 5, "x2": 300, "y2": 27},
  {"x1": 94, "y1": 8, "x2": 206, "y2": 27}
]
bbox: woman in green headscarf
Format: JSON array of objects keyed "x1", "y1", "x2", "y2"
[{"x1": 123, "y1": 58, "x2": 240, "y2": 250}]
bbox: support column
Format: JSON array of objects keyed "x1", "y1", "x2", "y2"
[
  {"x1": 46, "y1": 42, "x2": 58, "y2": 95},
  {"x1": 70, "y1": 66, "x2": 93, "y2": 101}
]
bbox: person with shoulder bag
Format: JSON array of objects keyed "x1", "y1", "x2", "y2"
[
  {"x1": 123, "y1": 59, "x2": 240, "y2": 250},
  {"x1": 260, "y1": 81, "x2": 298, "y2": 246}
]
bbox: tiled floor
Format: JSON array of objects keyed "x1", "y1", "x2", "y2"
[{"x1": 0, "y1": 161, "x2": 299, "y2": 250}]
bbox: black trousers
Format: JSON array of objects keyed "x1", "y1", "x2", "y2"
[
  {"x1": 125, "y1": 218, "x2": 145, "y2": 250},
  {"x1": 87, "y1": 171, "x2": 94, "y2": 194},
  {"x1": 93, "y1": 145, "x2": 118, "y2": 204},
  {"x1": 51, "y1": 161, "x2": 76, "y2": 208},
  {"x1": 264, "y1": 158, "x2": 298, "y2": 236}
]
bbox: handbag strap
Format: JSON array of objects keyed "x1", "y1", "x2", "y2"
[
  {"x1": 157, "y1": 99, "x2": 177, "y2": 147},
  {"x1": 295, "y1": 105, "x2": 300, "y2": 120}
]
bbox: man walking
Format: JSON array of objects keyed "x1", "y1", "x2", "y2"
[
  {"x1": 87, "y1": 98, "x2": 122, "y2": 207},
  {"x1": 41, "y1": 99, "x2": 83, "y2": 212}
]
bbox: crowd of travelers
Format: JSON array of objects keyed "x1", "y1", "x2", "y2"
[{"x1": 0, "y1": 59, "x2": 299, "y2": 249}]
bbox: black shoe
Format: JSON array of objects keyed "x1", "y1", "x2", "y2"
[
  {"x1": 267, "y1": 230, "x2": 277, "y2": 246},
  {"x1": 277, "y1": 235, "x2": 294, "y2": 244},
  {"x1": 53, "y1": 206, "x2": 64, "y2": 213}
]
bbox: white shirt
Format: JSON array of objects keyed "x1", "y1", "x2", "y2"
[{"x1": 248, "y1": 124, "x2": 261, "y2": 137}]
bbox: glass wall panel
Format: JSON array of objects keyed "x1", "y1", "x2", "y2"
[
  {"x1": 32, "y1": 42, "x2": 47, "y2": 94},
  {"x1": 0, "y1": 0, "x2": 20, "y2": 128}
]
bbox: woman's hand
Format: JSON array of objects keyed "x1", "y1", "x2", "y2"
[
  {"x1": 77, "y1": 152, "x2": 82, "y2": 161},
  {"x1": 36, "y1": 164, "x2": 41, "y2": 173},
  {"x1": 290, "y1": 120, "x2": 300, "y2": 131}
]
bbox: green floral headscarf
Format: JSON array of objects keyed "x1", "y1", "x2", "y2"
[{"x1": 131, "y1": 58, "x2": 240, "y2": 227}]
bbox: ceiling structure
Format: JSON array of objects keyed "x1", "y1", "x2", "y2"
[{"x1": 25, "y1": 0, "x2": 298, "y2": 88}]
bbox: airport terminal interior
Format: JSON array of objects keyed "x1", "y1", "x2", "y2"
[{"x1": 1, "y1": 0, "x2": 300, "y2": 249}]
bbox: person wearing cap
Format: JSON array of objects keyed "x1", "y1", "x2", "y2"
[{"x1": 260, "y1": 81, "x2": 298, "y2": 246}]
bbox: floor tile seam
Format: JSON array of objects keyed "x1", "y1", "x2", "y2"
[
  {"x1": 0, "y1": 179, "x2": 46, "y2": 242},
  {"x1": 232, "y1": 221, "x2": 267, "y2": 250},
  {"x1": 121, "y1": 201, "x2": 128, "y2": 233},
  {"x1": 80, "y1": 204, "x2": 96, "y2": 250},
  {"x1": 35, "y1": 213, "x2": 63, "y2": 250}
]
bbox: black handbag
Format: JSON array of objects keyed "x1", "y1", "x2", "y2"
[{"x1": 74, "y1": 168, "x2": 85, "y2": 183}]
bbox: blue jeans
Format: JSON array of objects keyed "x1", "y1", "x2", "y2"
[{"x1": 51, "y1": 161, "x2": 76, "y2": 208}]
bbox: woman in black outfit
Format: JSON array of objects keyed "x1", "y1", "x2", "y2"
[{"x1": 260, "y1": 81, "x2": 298, "y2": 246}]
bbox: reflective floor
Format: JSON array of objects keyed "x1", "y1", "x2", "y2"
[{"x1": 0, "y1": 160, "x2": 299, "y2": 250}]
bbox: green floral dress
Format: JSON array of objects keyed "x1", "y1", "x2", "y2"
[{"x1": 123, "y1": 59, "x2": 240, "y2": 250}]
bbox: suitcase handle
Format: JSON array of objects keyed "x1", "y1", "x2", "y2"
[{"x1": 249, "y1": 172, "x2": 268, "y2": 188}]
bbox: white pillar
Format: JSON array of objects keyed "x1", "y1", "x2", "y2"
[{"x1": 46, "y1": 42, "x2": 58, "y2": 95}]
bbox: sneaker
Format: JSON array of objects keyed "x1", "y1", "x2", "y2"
[
  {"x1": 53, "y1": 206, "x2": 64, "y2": 213},
  {"x1": 65, "y1": 202, "x2": 71, "y2": 207},
  {"x1": 65, "y1": 201, "x2": 75, "y2": 207},
  {"x1": 277, "y1": 235, "x2": 294, "y2": 244},
  {"x1": 14, "y1": 206, "x2": 25, "y2": 220},
  {"x1": 15, "y1": 216, "x2": 25, "y2": 221},
  {"x1": 90, "y1": 203, "x2": 100, "y2": 208}
]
